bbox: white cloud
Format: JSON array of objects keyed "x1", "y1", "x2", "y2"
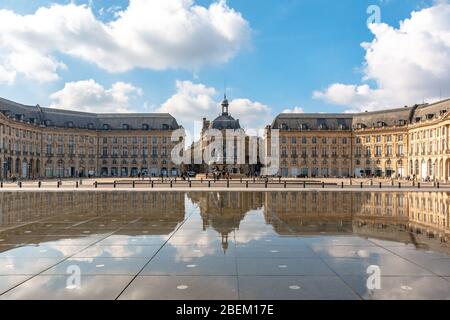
[
  {"x1": 0, "y1": 0, "x2": 251, "y2": 83},
  {"x1": 314, "y1": 2, "x2": 450, "y2": 111},
  {"x1": 157, "y1": 80, "x2": 272, "y2": 132},
  {"x1": 49, "y1": 79, "x2": 142, "y2": 113},
  {"x1": 0, "y1": 64, "x2": 16, "y2": 84},
  {"x1": 282, "y1": 106, "x2": 305, "y2": 113}
]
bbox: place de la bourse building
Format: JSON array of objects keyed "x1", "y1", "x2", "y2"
[{"x1": 1, "y1": 95, "x2": 450, "y2": 181}]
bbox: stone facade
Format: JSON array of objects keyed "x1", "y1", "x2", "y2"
[
  {"x1": 3, "y1": 95, "x2": 450, "y2": 181},
  {"x1": 267, "y1": 98, "x2": 450, "y2": 180},
  {"x1": 0, "y1": 97, "x2": 180, "y2": 179}
]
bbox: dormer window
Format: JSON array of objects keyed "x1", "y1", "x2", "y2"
[
  {"x1": 280, "y1": 123, "x2": 289, "y2": 130},
  {"x1": 398, "y1": 119, "x2": 406, "y2": 126},
  {"x1": 87, "y1": 123, "x2": 94, "y2": 130},
  {"x1": 415, "y1": 117, "x2": 422, "y2": 122},
  {"x1": 66, "y1": 121, "x2": 74, "y2": 128},
  {"x1": 426, "y1": 114, "x2": 434, "y2": 120},
  {"x1": 300, "y1": 124, "x2": 308, "y2": 130},
  {"x1": 103, "y1": 124, "x2": 110, "y2": 130},
  {"x1": 142, "y1": 124, "x2": 149, "y2": 130},
  {"x1": 440, "y1": 110, "x2": 447, "y2": 116},
  {"x1": 377, "y1": 121, "x2": 386, "y2": 128},
  {"x1": 356, "y1": 123, "x2": 366, "y2": 129},
  {"x1": 319, "y1": 124, "x2": 327, "y2": 130},
  {"x1": 44, "y1": 120, "x2": 52, "y2": 127},
  {"x1": 339, "y1": 124, "x2": 347, "y2": 130},
  {"x1": 162, "y1": 124, "x2": 170, "y2": 130},
  {"x1": 122, "y1": 124, "x2": 130, "y2": 130}
]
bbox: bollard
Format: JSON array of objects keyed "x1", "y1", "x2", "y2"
[
  {"x1": 322, "y1": 182, "x2": 325, "y2": 189},
  {"x1": 76, "y1": 181, "x2": 79, "y2": 188},
  {"x1": 437, "y1": 182, "x2": 440, "y2": 189},
  {"x1": 279, "y1": 177, "x2": 281, "y2": 183},
  {"x1": 379, "y1": 182, "x2": 382, "y2": 189},
  {"x1": 350, "y1": 179, "x2": 352, "y2": 186},
  {"x1": 303, "y1": 181, "x2": 306, "y2": 189},
  {"x1": 114, "y1": 181, "x2": 117, "y2": 188},
  {"x1": 170, "y1": 180, "x2": 173, "y2": 188},
  {"x1": 418, "y1": 182, "x2": 420, "y2": 189},
  {"x1": 18, "y1": 181, "x2": 22, "y2": 188},
  {"x1": 189, "y1": 181, "x2": 192, "y2": 188},
  {"x1": 175, "y1": 177, "x2": 177, "y2": 183},
  {"x1": 57, "y1": 181, "x2": 60, "y2": 188},
  {"x1": 284, "y1": 181, "x2": 287, "y2": 189},
  {"x1": 38, "y1": 181, "x2": 41, "y2": 188},
  {"x1": 94, "y1": 181, "x2": 98, "y2": 188},
  {"x1": 151, "y1": 180, "x2": 154, "y2": 188},
  {"x1": 360, "y1": 182, "x2": 363, "y2": 189},
  {"x1": 341, "y1": 182, "x2": 344, "y2": 189},
  {"x1": 133, "y1": 181, "x2": 135, "y2": 188},
  {"x1": 399, "y1": 182, "x2": 401, "y2": 189},
  {"x1": 240, "y1": 177, "x2": 242, "y2": 183},
  {"x1": 227, "y1": 179, "x2": 230, "y2": 188},
  {"x1": 265, "y1": 180, "x2": 268, "y2": 188},
  {"x1": 208, "y1": 180, "x2": 211, "y2": 188},
  {"x1": 246, "y1": 181, "x2": 249, "y2": 188}
]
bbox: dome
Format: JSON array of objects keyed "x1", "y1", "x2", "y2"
[{"x1": 210, "y1": 114, "x2": 241, "y2": 130}]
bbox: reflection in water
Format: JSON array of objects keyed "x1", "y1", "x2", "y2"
[
  {"x1": 0, "y1": 191, "x2": 449, "y2": 251},
  {"x1": 1, "y1": 191, "x2": 450, "y2": 300}
]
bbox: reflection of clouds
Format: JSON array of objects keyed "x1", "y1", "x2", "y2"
[
  {"x1": 168, "y1": 230, "x2": 225, "y2": 261},
  {"x1": 361, "y1": 277, "x2": 450, "y2": 300},
  {"x1": 75, "y1": 245, "x2": 146, "y2": 258},
  {"x1": 311, "y1": 245, "x2": 374, "y2": 258},
  {"x1": 1, "y1": 275, "x2": 132, "y2": 300}
]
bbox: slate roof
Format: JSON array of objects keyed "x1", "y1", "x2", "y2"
[
  {"x1": 271, "y1": 113, "x2": 353, "y2": 131},
  {"x1": 0, "y1": 97, "x2": 180, "y2": 130},
  {"x1": 412, "y1": 98, "x2": 450, "y2": 123},
  {"x1": 210, "y1": 114, "x2": 241, "y2": 130},
  {"x1": 352, "y1": 106, "x2": 416, "y2": 128}
]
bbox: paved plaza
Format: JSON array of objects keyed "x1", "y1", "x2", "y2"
[{"x1": 0, "y1": 191, "x2": 449, "y2": 300}]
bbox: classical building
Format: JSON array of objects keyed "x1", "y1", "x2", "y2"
[
  {"x1": 3, "y1": 94, "x2": 450, "y2": 181},
  {"x1": 0, "y1": 97, "x2": 181, "y2": 179},
  {"x1": 198, "y1": 96, "x2": 261, "y2": 175},
  {"x1": 267, "y1": 98, "x2": 450, "y2": 180}
]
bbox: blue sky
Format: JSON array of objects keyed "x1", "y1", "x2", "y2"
[{"x1": 0, "y1": 0, "x2": 446, "y2": 129}]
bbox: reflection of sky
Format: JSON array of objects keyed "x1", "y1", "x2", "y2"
[{"x1": 1, "y1": 192, "x2": 450, "y2": 300}]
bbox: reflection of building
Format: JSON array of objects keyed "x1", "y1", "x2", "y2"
[
  {"x1": 263, "y1": 191, "x2": 449, "y2": 252},
  {"x1": 0, "y1": 192, "x2": 185, "y2": 233},
  {"x1": 187, "y1": 192, "x2": 263, "y2": 251},
  {"x1": 264, "y1": 192, "x2": 354, "y2": 234},
  {"x1": 0, "y1": 97, "x2": 181, "y2": 179},
  {"x1": 267, "y1": 98, "x2": 450, "y2": 179}
]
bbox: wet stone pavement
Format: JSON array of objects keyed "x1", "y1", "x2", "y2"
[{"x1": 0, "y1": 191, "x2": 449, "y2": 300}]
